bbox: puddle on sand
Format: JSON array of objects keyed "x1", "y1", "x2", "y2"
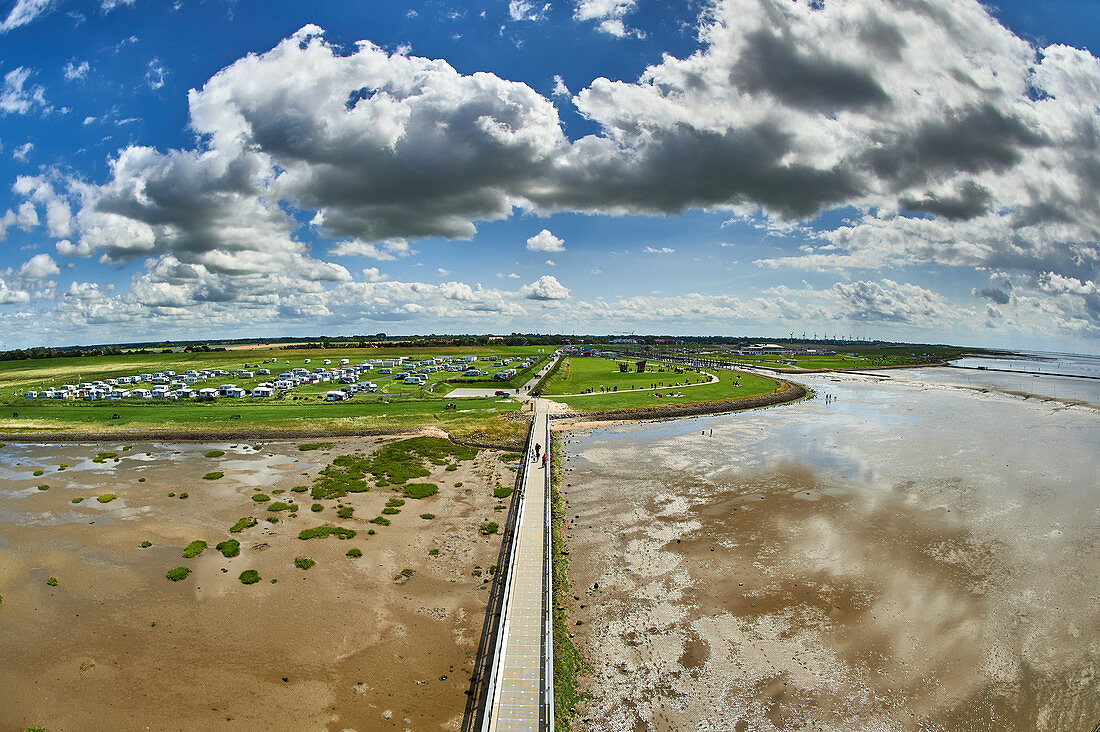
[{"x1": 562, "y1": 369, "x2": 1100, "y2": 732}]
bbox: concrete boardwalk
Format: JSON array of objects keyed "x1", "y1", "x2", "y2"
[{"x1": 485, "y1": 399, "x2": 552, "y2": 731}]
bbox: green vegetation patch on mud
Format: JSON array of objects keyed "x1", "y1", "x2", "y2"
[
  {"x1": 298, "y1": 525, "x2": 356, "y2": 540},
  {"x1": 215, "y1": 539, "x2": 240, "y2": 558},
  {"x1": 202, "y1": 471, "x2": 224, "y2": 480},
  {"x1": 205, "y1": 450, "x2": 225, "y2": 458},
  {"x1": 366, "y1": 437, "x2": 477, "y2": 485},
  {"x1": 298, "y1": 443, "x2": 333, "y2": 451},
  {"x1": 166, "y1": 567, "x2": 191, "y2": 582},
  {"x1": 239, "y1": 569, "x2": 261, "y2": 584},
  {"x1": 402, "y1": 482, "x2": 438, "y2": 499},
  {"x1": 182, "y1": 540, "x2": 207, "y2": 558},
  {"x1": 267, "y1": 501, "x2": 296, "y2": 512},
  {"x1": 97, "y1": 493, "x2": 117, "y2": 503},
  {"x1": 310, "y1": 452, "x2": 371, "y2": 499},
  {"x1": 549, "y1": 433, "x2": 587, "y2": 727},
  {"x1": 229, "y1": 516, "x2": 257, "y2": 533},
  {"x1": 479, "y1": 521, "x2": 499, "y2": 536},
  {"x1": 346, "y1": 547, "x2": 363, "y2": 558},
  {"x1": 294, "y1": 557, "x2": 315, "y2": 570}
]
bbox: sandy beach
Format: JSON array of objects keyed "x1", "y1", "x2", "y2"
[{"x1": 0, "y1": 438, "x2": 518, "y2": 731}]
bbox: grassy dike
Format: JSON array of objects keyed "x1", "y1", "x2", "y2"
[
  {"x1": 530, "y1": 353, "x2": 566, "y2": 396},
  {"x1": 550, "y1": 431, "x2": 586, "y2": 728}
]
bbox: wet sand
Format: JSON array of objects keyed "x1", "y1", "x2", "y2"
[
  {"x1": 0, "y1": 439, "x2": 516, "y2": 730},
  {"x1": 558, "y1": 371, "x2": 1100, "y2": 731}
]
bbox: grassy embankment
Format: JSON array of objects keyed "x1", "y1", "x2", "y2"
[
  {"x1": 550, "y1": 432, "x2": 586, "y2": 728},
  {"x1": 0, "y1": 346, "x2": 539, "y2": 441},
  {"x1": 540, "y1": 357, "x2": 780, "y2": 412}
]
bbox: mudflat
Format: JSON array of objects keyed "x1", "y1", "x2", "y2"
[
  {"x1": 0, "y1": 438, "x2": 517, "y2": 730},
  {"x1": 558, "y1": 371, "x2": 1100, "y2": 731}
]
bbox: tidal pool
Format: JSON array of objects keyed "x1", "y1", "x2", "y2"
[{"x1": 561, "y1": 366, "x2": 1099, "y2": 731}]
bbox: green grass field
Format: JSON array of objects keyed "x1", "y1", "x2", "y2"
[
  {"x1": 0, "y1": 395, "x2": 522, "y2": 440},
  {"x1": 542, "y1": 357, "x2": 713, "y2": 395},
  {"x1": 543, "y1": 357, "x2": 781, "y2": 411}
]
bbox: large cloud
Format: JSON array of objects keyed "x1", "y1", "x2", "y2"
[
  {"x1": 188, "y1": 25, "x2": 565, "y2": 242},
  {"x1": 66, "y1": 8, "x2": 1100, "y2": 275}
]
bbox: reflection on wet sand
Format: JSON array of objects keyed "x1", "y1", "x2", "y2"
[{"x1": 561, "y1": 370, "x2": 1100, "y2": 731}]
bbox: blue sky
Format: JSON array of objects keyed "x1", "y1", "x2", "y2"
[{"x1": 1, "y1": 0, "x2": 1098, "y2": 351}]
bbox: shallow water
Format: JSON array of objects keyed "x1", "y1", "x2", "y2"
[
  {"x1": 952, "y1": 351, "x2": 1100, "y2": 379},
  {"x1": 564, "y1": 367, "x2": 1100, "y2": 731}
]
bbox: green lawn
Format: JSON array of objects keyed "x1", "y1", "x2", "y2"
[
  {"x1": 0, "y1": 396, "x2": 522, "y2": 441},
  {"x1": 541, "y1": 357, "x2": 714, "y2": 395},
  {"x1": 543, "y1": 357, "x2": 781, "y2": 411}
]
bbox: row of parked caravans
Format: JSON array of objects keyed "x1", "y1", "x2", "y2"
[
  {"x1": 21, "y1": 353, "x2": 541, "y2": 402},
  {"x1": 324, "y1": 382, "x2": 379, "y2": 401},
  {"x1": 26, "y1": 377, "x2": 382, "y2": 402},
  {"x1": 24, "y1": 362, "x2": 379, "y2": 402}
]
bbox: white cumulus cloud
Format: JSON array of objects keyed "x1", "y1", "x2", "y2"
[
  {"x1": 526, "y1": 228, "x2": 565, "y2": 252},
  {"x1": 520, "y1": 274, "x2": 570, "y2": 300}
]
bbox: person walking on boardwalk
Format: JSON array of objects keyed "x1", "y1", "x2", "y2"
[
  {"x1": 542, "y1": 454, "x2": 548, "y2": 468},
  {"x1": 534, "y1": 443, "x2": 541, "y2": 462}
]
